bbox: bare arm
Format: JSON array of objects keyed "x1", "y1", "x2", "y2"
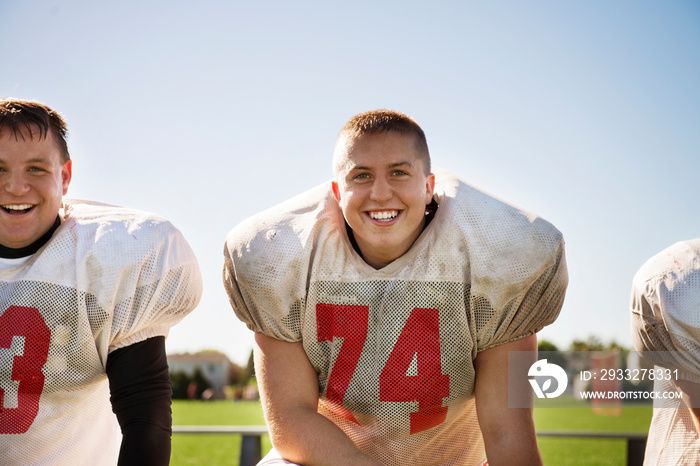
[
  {"x1": 474, "y1": 334, "x2": 542, "y2": 466},
  {"x1": 254, "y1": 333, "x2": 380, "y2": 466}
]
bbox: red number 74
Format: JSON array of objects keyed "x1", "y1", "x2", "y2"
[{"x1": 316, "y1": 304, "x2": 449, "y2": 434}]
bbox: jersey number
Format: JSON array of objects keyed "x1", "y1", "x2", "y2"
[
  {"x1": 0, "y1": 306, "x2": 51, "y2": 434},
  {"x1": 316, "y1": 304, "x2": 449, "y2": 434}
]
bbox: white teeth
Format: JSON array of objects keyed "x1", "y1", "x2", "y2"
[
  {"x1": 3, "y1": 204, "x2": 33, "y2": 211},
  {"x1": 369, "y1": 210, "x2": 398, "y2": 221}
]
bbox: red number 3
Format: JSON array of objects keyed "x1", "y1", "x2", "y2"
[
  {"x1": 0, "y1": 306, "x2": 51, "y2": 434},
  {"x1": 317, "y1": 304, "x2": 449, "y2": 434}
]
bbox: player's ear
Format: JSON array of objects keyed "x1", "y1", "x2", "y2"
[
  {"x1": 61, "y1": 160, "x2": 72, "y2": 195},
  {"x1": 424, "y1": 173, "x2": 435, "y2": 204},
  {"x1": 331, "y1": 180, "x2": 341, "y2": 202}
]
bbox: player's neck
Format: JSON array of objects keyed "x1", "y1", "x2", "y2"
[{"x1": 0, "y1": 216, "x2": 61, "y2": 259}]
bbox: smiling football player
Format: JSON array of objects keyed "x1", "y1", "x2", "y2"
[
  {"x1": 224, "y1": 109, "x2": 568, "y2": 465},
  {"x1": 0, "y1": 98, "x2": 202, "y2": 465}
]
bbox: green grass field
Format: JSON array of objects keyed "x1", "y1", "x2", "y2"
[
  {"x1": 172, "y1": 401, "x2": 270, "y2": 466},
  {"x1": 172, "y1": 398, "x2": 653, "y2": 465},
  {"x1": 534, "y1": 397, "x2": 652, "y2": 465}
]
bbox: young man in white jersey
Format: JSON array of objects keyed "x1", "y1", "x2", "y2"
[
  {"x1": 630, "y1": 238, "x2": 700, "y2": 465},
  {"x1": 224, "y1": 110, "x2": 568, "y2": 465},
  {"x1": 0, "y1": 98, "x2": 202, "y2": 465}
]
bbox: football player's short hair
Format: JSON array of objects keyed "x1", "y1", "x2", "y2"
[
  {"x1": 334, "y1": 109, "x2": 431, "y2": 176},
  {"x1": 0, "y1": 98, "x2": 70, "y2": 163}
]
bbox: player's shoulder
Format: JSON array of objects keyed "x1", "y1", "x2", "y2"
[
  {"x1": 630, "y1": 239, "x2": 700, "y2": 371},
  {"x1": 633, "y1": 238, "x2": 700, "y2": 288},
  {"x1": 435, "y1": 168, "x2": 564, "y2": 261},
  {"x1": 631, "y1": 238, "x2": 700, "y2": 321},
  {"x1": 55, "y1": 199, "x2": 196, "y2": 273},
  {"x1": 224, "y1": 182, "x2": 334, "y2": 260},
  {"x1": 61, "y1": 199, "x2": 181, "y2": 245}
]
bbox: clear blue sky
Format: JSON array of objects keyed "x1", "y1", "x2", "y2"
[{"x1": 2, "y1": 1, "x2": 698, "y2": 365}]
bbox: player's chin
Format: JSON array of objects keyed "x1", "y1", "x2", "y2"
[{"x1": 0, "y1": 230, "x2": 34, "y2": 248}]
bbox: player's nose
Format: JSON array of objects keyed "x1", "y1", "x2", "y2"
[
  {"x1": 3, "y1": 172, "x2": 30, "y2": 196},
  {"x1": 369, "y1": 176, "x2": 392, "y2": 202}
]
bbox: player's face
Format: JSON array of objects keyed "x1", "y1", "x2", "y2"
[
  {"x1": 332, "y1": 132, "x2": 434, "y2": 269},
  {"x1": 0, "y1": 128, "x2": 72, "y2": 249}
]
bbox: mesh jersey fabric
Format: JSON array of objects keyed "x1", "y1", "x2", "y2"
[
  {"x1": 630, "y1": 238, "x2": 700, "y2": 466},
  {"x1": 642, "y1": 377, "x2": 699, "y2": 466},
  {"x1": 224, "y1": 169, "x2": 567, "y2": 465},
  {"x1": 0, "y1": 199, "x2": 202, "y2": 465}
]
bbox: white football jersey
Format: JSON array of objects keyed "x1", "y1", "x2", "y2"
[
  {"x1": 0, "y1": 200, "x2": 202, "y2": 465},
  {"x1": 630, "y1": 238, "x2": 700, "y2": 466},
  {"x1": 224, "y1": 169, "x2": 568, "y2": 465}
]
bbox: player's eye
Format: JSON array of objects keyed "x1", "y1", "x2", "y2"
[
  {"x1": 353, "y1": 172, "x2": 371, "y2": 180},
  {"x1": 392, "y1": 170, "x2": 408, "y2": 176}
]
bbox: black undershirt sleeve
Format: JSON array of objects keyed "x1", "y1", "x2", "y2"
[{"x1": 106, "y1": 336, "x2": 172, "y2": 466}]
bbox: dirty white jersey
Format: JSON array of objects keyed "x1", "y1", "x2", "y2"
[
  {"x1": 0, "y1": 200, "x2": 202, "y2": 465},
  {"x1": 630, "y1": 238, "x2": 700, "y2": 466},
  {"x1": 224, "y1": 169, "x2": 568, "y2": 465}
]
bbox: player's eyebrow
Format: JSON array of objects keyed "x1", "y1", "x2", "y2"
[
  {"x1": 25, "y1": 157, "x2": 52, "y2": 164},
  {"x1": 349, "y1": 161, "x2": 415, "y2": 171},
  {"x1": 0, "y1": 157, "x2": 52, "y2": 164},
  {"x1": 387, "y1": 161, "x2": 415, "y2": 169}
]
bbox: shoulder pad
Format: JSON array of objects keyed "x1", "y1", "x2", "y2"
[{"x1": 223, "y1": 182, "x2": 337, "y2": 340}]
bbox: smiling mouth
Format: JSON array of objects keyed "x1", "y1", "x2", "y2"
[
  {"x1": 2, "y1": 204, "x2": 34, "y2": 215},
  {"x1": 368, "y1": 210, "x2": 399, "y2": 222}
]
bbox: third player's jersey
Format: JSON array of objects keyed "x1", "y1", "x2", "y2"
[
  {"x1": 0, "y1": 200, "x2": 202, "y2": 465},
  {"x1": 224, "y1": 169, "x2": 568, "y2": 465},
  {"x1": 630, "y1": 238, "x2": 700, "y2": 466}
]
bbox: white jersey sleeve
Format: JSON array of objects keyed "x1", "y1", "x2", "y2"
[
  {"x1": 630, "y1": 238, "x2": 700, "y2": 383},
  {"x1": 62, "y1": 200, "x2": 203, "y2": 352},
  {"x1": 438, "y1": 170, "x2": 568, "y2": 351},
  {"x1": 223, "y1": 183, "x2": 330, "y2": 342}
]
